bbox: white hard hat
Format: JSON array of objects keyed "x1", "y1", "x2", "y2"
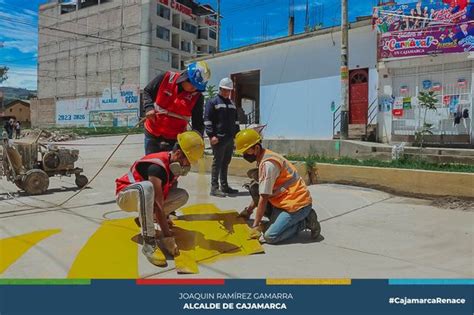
[{"x1": 219, "y1": 77, "x2": 234, "y2": 90}]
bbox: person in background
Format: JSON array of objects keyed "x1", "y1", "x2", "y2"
[
  {"x1": 15, "y1": 121, "x2": 21, "y2": 139},
  {"x1": 4, "y1": 119, "x2": 14, "y2": 139},
  {"x1": 142, "y1": 61, "x2": 210, "y2": 155},
  {"x1": 204, "y1": 77, "x2": 240, "y2": 197}
]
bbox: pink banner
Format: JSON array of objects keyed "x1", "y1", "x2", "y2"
[{"x1": 379, "y1": 24, "x2": 474, "y2": 59}]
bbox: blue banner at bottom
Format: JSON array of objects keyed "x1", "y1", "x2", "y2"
[{"x1": 0, "y1": 279, "x2": 472, "y2": 314}]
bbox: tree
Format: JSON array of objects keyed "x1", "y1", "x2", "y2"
[
  {"x1": 415, "y1": 91, "x2": 438, "y2": 148},
  {"x1": 204, "y1": 84, "x2": 217, "y2": 102},
  {"x1": 0, "y1": 66, "x2": 8, "y2": 84}
]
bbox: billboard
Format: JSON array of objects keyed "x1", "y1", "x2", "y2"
[
  {"x1": 56, "y1": 85, "x2": 140, "y2": 127},
  {"x1": 379, "y1": 24, "x2": 474, "y2": 59},
  {"x1": 374, "y1": 1, "x2": 474, "y2": 59}
]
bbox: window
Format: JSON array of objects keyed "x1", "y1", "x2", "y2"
[
  {"x1": 181, "y1": 41, "x2": 191, "y2": 53},
  {"x1": 157, "y1": 4, "x2": 170, "y2": 20},
  {"x1": 181, "y1": 21, "x2": 197, "y2": 34},
  {"x1": 156, "y1": 26, "x2": 170, "y2": 41},
  {"x1": 156, "y1": 49, "x2": 170, "y2": 62},
  {"x1": 209, "y1": 29, "x2": 217, "y2": 40}
]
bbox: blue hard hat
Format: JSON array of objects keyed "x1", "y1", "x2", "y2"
[{"x1": 187, "y1": 61, "x2": 211, "y2": 91}]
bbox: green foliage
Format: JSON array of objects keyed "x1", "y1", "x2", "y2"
[
  {"x1": 285, "y1": 154, "x2": 474, "y2": 174},
  {"x1": 0, "y1": 66, "x2": 8, "y2": 84},
  {"x1": 204, "y1": 84, "x2": 217, "y2": 102},
  {"x1": 415, "y1": 91, "x2": 438, "y2": 148}
]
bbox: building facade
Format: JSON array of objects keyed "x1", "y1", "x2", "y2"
[
  {"x1": 374, "y1": 0, "x2": 474, "y2": 146},
  {"x1": 0, "y1": 100, "x2": 31, "y2": 125},
  {"x1": 36, "y1": 0, "x2": 216, "y2": 127},
  {"x1": 197, "y1": 20, "x2": 378, "y2": 140}
]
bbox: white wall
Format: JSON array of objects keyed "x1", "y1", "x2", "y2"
[{"x1": 202, "y1": 24, "x2": 378, "y2": 139}]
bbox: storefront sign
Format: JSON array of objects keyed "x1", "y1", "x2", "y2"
[
  {"x1": 159, "y1": 0, "x2": 169, "y2": 5},
  {"x1": 458, "y1": 78, "x2": 468, "y2": 88},
  {"x1": 170, "y1": 0, "x2": 194, "y2": 18},
  {"x1": 379, "y1": 25, "x2": 474, "y2": 59},
  {"x1": 403, "y1": 97, "x2": 412, "y2": 109},
  {"x1": 373, "y1": 0, "x2": 472, "y2": 34},
  {"x1": 205, "y1": 17, "x2": 218, "y2": 27}
]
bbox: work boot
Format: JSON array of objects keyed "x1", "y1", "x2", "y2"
[
  {"x1": 221, "y1": 185, "x2": 239, "y2": 195},
  {"x1": 305, "y1": 209, "x2": 321, "y2": 239},
  {"x1": 210, "y1": 187, "x2": 226, "y2": 197},
  {"x1": 142, "y1": 238, "x2": 166, "y2": 267}
]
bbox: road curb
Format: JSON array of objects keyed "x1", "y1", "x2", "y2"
[{"x1": 315, "y1": 163, "x2": 474, "y2": 198}]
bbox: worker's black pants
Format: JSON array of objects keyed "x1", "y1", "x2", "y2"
[
  {"x1": 144, "y1": 132, "x2": 176, "y2": 155},
  {"x1": 211, "y1": 137, "x2": 234, "y2": 189}
]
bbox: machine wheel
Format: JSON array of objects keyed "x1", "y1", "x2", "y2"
[
  {"x1": 15, "y1": 179, "x2": 24, "y2": 190},
  {"x1": 23, "y1": 169, "x2": 49, "y2": 195},
  {"x1": 75, "y1": 174, "x2": 88, "y2": 188}
]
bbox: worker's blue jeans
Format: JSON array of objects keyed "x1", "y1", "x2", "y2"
[{"x1": 263, "y1": 204, "x2": 312, "y2": 244}]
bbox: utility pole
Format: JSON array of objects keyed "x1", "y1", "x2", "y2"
[
  {"x1": 340, "y1": 0, "x2": 349, "y2": 139},
  {"x1": 216, "y1": 0, "x2": 220, "y2": 52}
]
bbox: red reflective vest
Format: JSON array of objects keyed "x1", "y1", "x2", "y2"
[
  {"x1": 115, "y1": 152, "x2": 174, "y2": 198},
  {"x1": 144, "y1": 71, "x2": 201, "y2": 140}
]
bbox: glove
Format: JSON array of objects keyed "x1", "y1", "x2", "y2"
[
  {"x1": 238, "y1": 207, "x2": 253, "y2": 219},
  {"x1": 249, "y1": 225, "x2": 264, "y2": 240},
  {"x1": 163, "y1": 237, "x2": 179, "y2": 256}
]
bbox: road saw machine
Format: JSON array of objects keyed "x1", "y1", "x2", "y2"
[{"x1": 0, "y1": 130, "x2": 88, "y2": 195}]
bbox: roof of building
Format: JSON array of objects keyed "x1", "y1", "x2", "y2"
[
  {"x1": 3, "y1": 100, "x2": 30, "y2": 110},
  {"x1": 195, "y1": 18, "x2": 372, "y2": 62}
]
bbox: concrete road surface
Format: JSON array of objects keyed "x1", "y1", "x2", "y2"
[{"x1": 1, "y1": 135, "x2": 472, "y2": 279}]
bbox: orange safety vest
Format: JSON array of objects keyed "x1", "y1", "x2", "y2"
[
  {"x1": 144, "y1": 71, "x2": 201, "y2": 140},
  {"x1": 259, "y1": 149, "x2": 312, "y2": 212},
  {"x1": 115, "y1": 151, "x2": 175, "y2": 197}
]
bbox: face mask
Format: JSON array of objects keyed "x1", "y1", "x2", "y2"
[
  {"x1": 169, "y1": 162, "x2": 191, "y2": 176},
  {"x1": 243, "y1": 153, "x2": 257, "y2": 163}
]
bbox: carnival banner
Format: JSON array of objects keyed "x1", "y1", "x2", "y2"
[
  {"x1": 373, "y1": 0, "x2": 474, "y2": 33},
  {"x1": 379, "y1": 24, "x2": 474, "y2": 59}
]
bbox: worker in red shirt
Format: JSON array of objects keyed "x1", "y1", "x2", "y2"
[{"x1": 142, "y1": 61, "x2": 210, "y2": 154}]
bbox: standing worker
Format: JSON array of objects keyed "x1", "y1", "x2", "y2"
[
  {"x1": 15, "y1": 121, "x2": 21, "y2": 139},
  {"x1": 115, "y1": 131, "x2": 205, "y2": 266},
  {"x1": 3, "y1": 118, "x2": 13, "y2": 139},
  {"x1": 204, "y1": 77, "x2": 240, "y2": 197},
  {"x1": 142, "y1": 61, "x2": 210, "y2": 154},
  {"x1": 235, "y1": 129, "x2": 321, "y2": 244}
]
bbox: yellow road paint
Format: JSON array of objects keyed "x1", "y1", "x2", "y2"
[
  {"x1": 68, "y1": 218, "x2": 141, "y2": 279},
  {"x1": 266, "y1": 279, "x2": 352, "y2": 285},
  {"x1": 173, "y1": 204, "x2": 264, "y2": 274},
  {"x1": 0, "y1": 229, "x2": 61, "y2": 274}
]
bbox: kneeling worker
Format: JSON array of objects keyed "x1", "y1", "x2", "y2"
[
  {"x1": 115, "y1": 131, "x2": 204, "y2": 265},
  {"x1": 235, "y1": 129, "x2": 321, "y2": 244}
]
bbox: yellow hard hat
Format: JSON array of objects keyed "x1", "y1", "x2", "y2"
[
  {"x1": 235, "y1": 129, "x2": 262, "y2": 154},
  {"x1": 177, "y1": 131, "x2": 205, "y2": 164}
]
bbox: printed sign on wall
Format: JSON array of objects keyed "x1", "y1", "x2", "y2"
[{"x1": 56, "y1": 85, "x2": 140, "y2": 127}]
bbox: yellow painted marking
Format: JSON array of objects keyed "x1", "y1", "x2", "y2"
[
  {"x1": 68, "y1": 218, "x2": 141, "y2": 279},
  {"x1": 173, "y1": 204, "x2": 264, "y2": 274},
  {"x1": 0, "y1": 229, "x2": 61, "y2": 274},
  {"x1": 266, "y1": 279, "x2": 352, "y2": 285}
]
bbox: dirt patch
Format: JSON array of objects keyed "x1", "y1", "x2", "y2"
[
  {"x1": 318, "y1": 180, "x2": 474, "y2": 211},
  {"x1": 430, "y1": 197, "x2": 474, "y2": 212}
]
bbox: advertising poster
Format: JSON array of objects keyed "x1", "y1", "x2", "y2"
[{"x1": 56, "y1": 85, "x2": 140, "y2": 127}]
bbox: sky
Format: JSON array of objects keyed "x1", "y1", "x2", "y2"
[{"x1": 0, "y1": 0, "x2": 402, "y2": 90}]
